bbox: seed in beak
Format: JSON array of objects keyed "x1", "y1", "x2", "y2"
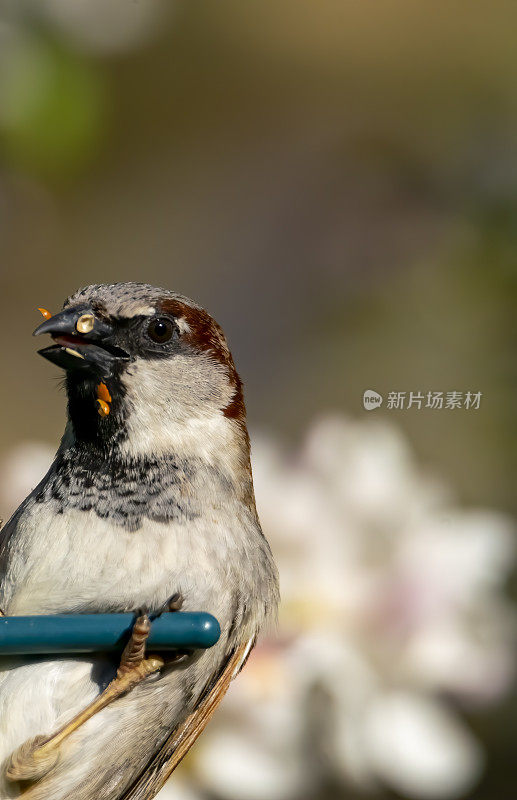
[
  {"x1": 76, "y1": 313, "x2": 95, "y2": 334},
  {"x1": 37, "y1": 307, "x2": 52, "y2": 320},
  {"x1": 65, "y1": 348, "x2": 85, "y2": 360}
]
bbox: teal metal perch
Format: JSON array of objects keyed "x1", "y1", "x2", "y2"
[{"x1": 0, "y1": 612, "x2": 221, "y2": 655}]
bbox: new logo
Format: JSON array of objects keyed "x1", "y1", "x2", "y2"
[{"x1": 363, "y1": 389, "x2": 383, "y2": 410}]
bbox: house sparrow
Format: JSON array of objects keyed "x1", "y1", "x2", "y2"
[{"x1": 0, "y1": 282, "x2": 279, "y2": 800}]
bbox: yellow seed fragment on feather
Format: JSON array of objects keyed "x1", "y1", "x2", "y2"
[
  {"x1": 97, "y1": 382, "x2": 112, "y2": 403},
  {"x1": 97, "y1": 399, "x2": 110, "y2": 418},
  {"x1": 37, "y1": 308, "x2": 52, "y2": 320}
]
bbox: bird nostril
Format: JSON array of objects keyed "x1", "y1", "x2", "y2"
[{"x1": 76, "y1": 314, "x2": 95, "y2": 334}]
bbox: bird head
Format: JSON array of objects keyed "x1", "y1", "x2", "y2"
[{"x1": 34, "y1": 283, "x2": 247, "y2": 459}]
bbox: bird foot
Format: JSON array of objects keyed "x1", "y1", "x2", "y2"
[
  {"x1": 5, "y1": 600, "x2": 184, "y2": 783},
  {"x1": 117, "y1": 609, "x2": 152, "y2": 677},
  {"x1": 118, "y1": 596, "x2": 183, "y2": 676}
]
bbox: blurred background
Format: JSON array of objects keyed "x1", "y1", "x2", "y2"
[{"x1": 0, "y1": 2, "x2": 516, "y2": 799}]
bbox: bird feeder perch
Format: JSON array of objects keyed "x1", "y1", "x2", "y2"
[{"x1": 0, "y1": 612, "x2": 221, "y2": 656}]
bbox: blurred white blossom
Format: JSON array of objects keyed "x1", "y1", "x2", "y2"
[
  {"x1": 184, "y1": 416, "x2": 515, "y2": 800},
  {"x1": 0, "y1": 442, "x2": 54, "y2": 519},
  {"x1": 0, "y1": 418, "x2": 514, "y2": 800},
  {"x1": 156, "y1": 778, "x2": 202, "y2": 800}
]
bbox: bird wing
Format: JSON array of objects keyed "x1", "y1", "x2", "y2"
[
  {"x1": 121, "y1": 637, "x2": 255, "y2": 800},
  {"x1": 0, "y1": 472, "x2": 51, "y2": 610},
  {"x1": 0, "y1": 464, "x2": 55, "y2": 575}
]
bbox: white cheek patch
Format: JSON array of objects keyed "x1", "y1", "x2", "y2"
[{"x1": 120, "y1": 355, "x2": 237, "y2": 462}]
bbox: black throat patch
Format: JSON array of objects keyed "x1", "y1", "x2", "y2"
[{"x1": 34, "y1": 447, "x2": 208, "y2": 532}]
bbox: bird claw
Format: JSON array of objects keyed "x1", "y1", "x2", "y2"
[{"x1": 151, "y1": 591, "x2": 184, "y2": 620}]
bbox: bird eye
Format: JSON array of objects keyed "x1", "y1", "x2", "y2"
[{"x1": 147, "y1": 317, "x2": 175, "y2": 344}]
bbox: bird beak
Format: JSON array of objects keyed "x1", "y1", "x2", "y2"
[{"x1": 34, "y1": 308, "x2": 129, "y2": 374}]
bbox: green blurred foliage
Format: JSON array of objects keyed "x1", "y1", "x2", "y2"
[{"x1": 0, "y1": 35, "x2": 105, "y2": 178}]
